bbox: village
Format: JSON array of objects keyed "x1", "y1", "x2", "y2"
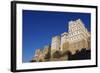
[{"x1": 30, "y1": 19, "x2": 91, "y2": 62}]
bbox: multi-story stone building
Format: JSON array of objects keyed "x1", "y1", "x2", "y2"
[
  {"x1": 61, "y1": 32, "x2": 69, "y2": 52},
  {"x1": 51, "y1": 36, "x2": 61, "y2": 56},
  {"x1": 34, "y1": 49, "x2": 44, "y2": 62},
  {"x1": 43, "y1": 45, "x2": 50, "y2": 54},
  {"x1": 61, "y1": 19, "x2": 91, "y2": 54},
  {"x1": 33, "y1": 45, "x2": 51, "y2": 62},
  {"x1": 43, "y1": 45, "x2": 51, "y2": 60}
]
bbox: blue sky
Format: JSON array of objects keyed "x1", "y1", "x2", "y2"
[{"x1": 22, "y1": 10, "x2": 91, "y2": 62}]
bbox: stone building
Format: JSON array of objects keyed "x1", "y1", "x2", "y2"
[
  {"x1": 43, "y1": 45, "x2": 51, "y2": 54},
  {"x1": 61, "y1": 32, "x2": 69, "y2": 52},
  {"x1": 51, "y1": 36, "x2": 61, "y2": 56},
  {"x1": 43, "y1": 45, "x2": 51, "y2": 61},
  {"x1": 34, "y1": 49, "x2": 44, "y2": 62},
  {"x1": 61, "y1": 19, "x2": 91, "y2": 54},
  {"x1": 33, "y1": 45, "x2": 51, "y2": 62}
]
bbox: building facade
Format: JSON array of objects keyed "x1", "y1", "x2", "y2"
[
  {"x1": 61, "y1": 32, "x2": 69, "y2": 52},
  {"x1": 43, "y1": 45, "x2": 51, "y2": 61},
  {"x1": 51, "y1": 36, "x2": 61, "y2": 56},
  {"x1": 43, "y1": 45, "x2": 51, "y2": 55},
  {"x1": 61, "y1": 19, "x2": 91, "y2": 54},
  {"x1": 34, "y1": 49, "x2": 44, "y2": 62},
  {"x1": 33, "y1": 45, "x2": 51, "y2": 62}
]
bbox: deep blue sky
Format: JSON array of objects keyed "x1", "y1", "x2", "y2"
[{"x1": 22, "y1": 10, "x2": 91, "y2": 62}]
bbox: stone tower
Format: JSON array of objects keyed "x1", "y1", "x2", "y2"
[
  {"x1": 68, "y1": 19, "x2": 91, "y2": 54},
  {"x1": 51, "y1": 36, "x2": 61, "y2": 56},
  {"x1": 61, "y1": 32, "x2": 69, "y2": 52}
]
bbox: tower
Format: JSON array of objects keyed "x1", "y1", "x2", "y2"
[
  {"x1": 61, "y1": 32, "x2": 69, "y2": 52},
  {"x1": 68, "y1": 19, "x2": 91, "y2": 54},
  {"x1": 51, "y1": 36, "x2": 61, "y2": 57}
]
